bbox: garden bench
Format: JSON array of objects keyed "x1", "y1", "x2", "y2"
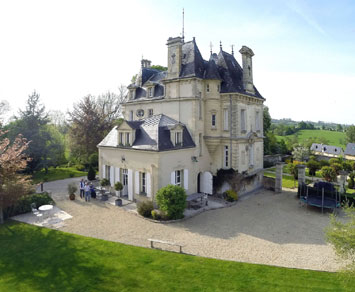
[{"x1": 148, "y1": 238, "x2": 184, "y2": 253}]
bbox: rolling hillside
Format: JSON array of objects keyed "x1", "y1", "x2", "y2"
[{"x1": 276, "y1": 129, "x2": 347, "y2": 148}]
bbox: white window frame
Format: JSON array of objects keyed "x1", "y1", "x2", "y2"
[
  {"x1": 241, "y1": 109, "x2": 246, "y2": 132},
  {"x1": 148, "y1": 87, "x2": 153, "y2": 97},
  {"x1": 211, "y1": 114, "x2": 216, "y2": 128},
  {"x1": 129, "y1": 110, "x2": 134, "y2": 121},
  {"x1": 119, "y1": 132, "x2": 124, "y2": 145},
  {"x1": 223, "y1": 109, "x2": 229, "y2": 131},
  {"x1": 141, "y1": 172, "x2": 146, "y2": 194},
  {"x1": 224, "y1": 145, "x2": 229, "y2": 168},
  {"x1": 105, "y1": 165, "x2": 111, "y2": 180},
  {"x1": 125, "y1": 132, "x2": 130, "y2": 146},
  {"x1": 122, "y1": 169, "x2": 128, "y2": 186},
  {"x1": 175, "y1": 170, "x2": 182, "y2": 186},
  {"x1": 175, "y1": 131, "x2": 182, "y2": 146}
]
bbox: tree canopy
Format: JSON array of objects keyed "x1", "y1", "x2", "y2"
[{"x1": 346, "y1": 125, "x2": 355, "y2": 143}]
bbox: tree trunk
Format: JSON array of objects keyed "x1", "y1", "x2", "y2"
[{"x1": 0, "y1": 207, "x2": 4, "y2": 224}]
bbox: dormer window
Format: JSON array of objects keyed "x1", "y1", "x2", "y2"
[
  {"x1": 125, "y1": 133, "x2": 130, "y2": 146},
  {"x1": 119, "y1": 132, "x2": 124, "y2": 145},
  {"x1": 136, "y1": 109, "x2": 144, "y2": 118},
  {"x1": 175, "y1": 131, "x2": 182, "y2": 146},
  {"x1": 148, "y1": 87, "x2": 153, "y2": 97}
]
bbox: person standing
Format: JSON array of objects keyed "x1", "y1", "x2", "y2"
[
  {"x1": 79, "y1": 179, "x2": 85, "y2": 199},
  {"x1": 84, "y1": 181, "x2": 91, "y2": 202}
]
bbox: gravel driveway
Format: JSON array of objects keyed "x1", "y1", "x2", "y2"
[{"x1": 40, "y1": 177, "x2": 341, "y2": 272}]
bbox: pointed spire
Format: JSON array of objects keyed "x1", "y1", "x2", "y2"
[
  {"x1": 231, "y1": 44, "x2": 234, "y2": 56},
  {"x1": 209, "y1": 42, "x2": 213, "y2": 55},
  {"x1": 220, "y1": 41, "x2": 222, "y2": 51}
]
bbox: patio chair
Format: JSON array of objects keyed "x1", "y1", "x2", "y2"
[{"x1": 31, "y1": 203, "x2": 43, "y2": 222}]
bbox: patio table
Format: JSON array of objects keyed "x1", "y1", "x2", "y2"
[{"x1": 38, "y1": 204, "x2": 53, "y2": 218}]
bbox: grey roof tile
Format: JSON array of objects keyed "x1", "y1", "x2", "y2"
[{"x1": 345, "y1": 143, "x2": 355, "y2": 156}]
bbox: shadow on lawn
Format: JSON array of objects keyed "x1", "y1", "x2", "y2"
[{"x1": 0, "y1": 221, "x2": 112, "y2": 292}]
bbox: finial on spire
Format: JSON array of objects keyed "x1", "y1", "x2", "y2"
[
  {"x1": 231, "y1": 45, "x2": 234, "y2": 56},
  {"x1": 209, "y1": 42, "x2": 213, "y2": 55},
  {"x1": 182, "y1": 8, "x2": 185, "y2": 43},
  {"x1": 220, "y1": 41, "x2": 222, "y2": 50}
]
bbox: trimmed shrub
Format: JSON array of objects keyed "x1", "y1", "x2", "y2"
[
  {"x1": 137, "y1": 201, "x2": 154, "y2": 218},
  {"x1": 75, "y1": 164, "x2": 85, "y2": 171},
  {"x1": 114, "y1": 181, "x2": 123, "y2": 192},
  {"x1": 88, "y1": 153, "x2": 98, "y2": 167},
  {"x1": 331, "y1": 162, "x2": 342, "y2": 175},
  {"x1": 321, "y1": 166, "x2": 337, "y2": 182},
  {"x1": 4, "y1": 192, "x2": 54, "y2": 219},
  {"x1": 225, "y1": 189, "x2": 238, "y2": 202},
  {"x1": 87, "y1": 165, "x2": 96, "y2": 181},
  {"x1": 307, "y1": 159, "x2": 320, "y2": 176},
  {"x1": 151, "y1": 210, "x2": 161, "y2": 220},
  {"x1": 156, "y1": 185, "x2": 187, "y2": 220},
  {"x1": 67, "y1": 182, "x2": 77, "y2": 194},
  {"x1": 100, "y1": 178, "x2": 110, "y2": 187}
]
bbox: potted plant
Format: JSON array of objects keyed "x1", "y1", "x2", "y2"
[
  {"x1": 100, "y1": 178, "x2": 110, "y2": 201},
  {"x1": 68, "y1": 182, "x2": 77, "y2": 200},
  {"x1": 114, "y1": 182, "x2": 123, "y2": 206}
]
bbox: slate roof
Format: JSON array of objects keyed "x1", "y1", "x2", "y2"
[
  {"x1": 127, "y1": 37, "x2": 264, "y2": 101},
  {"x1": 345, "y1": 143, "x2": 355, "y2": 156},
  {"x1": 98, "y1": 114, "x2": 195, "y2": 151},
  {"x1": 310, "y1": 143, "x2": 344, "y2": 155}
]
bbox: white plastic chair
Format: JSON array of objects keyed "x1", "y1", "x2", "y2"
[{"x1": 31, "y1": 203, "x2": 43, "y2": 222}]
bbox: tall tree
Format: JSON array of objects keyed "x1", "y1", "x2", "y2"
[
  {"x1": 68, "y1": 90, "x2": 125, "y2": 163},
  {"x1": 0, "y1": 131, "x2": 32, "y2": 223},
  {"x1": 346, "y1": 125, "x2": 355, "y2": 143},
  {"x1": 0, "y1": 100, "x2": 10, "y2": 127}
]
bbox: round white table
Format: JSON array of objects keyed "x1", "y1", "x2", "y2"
[{"x1": 38, "y1": 204, "x2": 53, "y2": 219}]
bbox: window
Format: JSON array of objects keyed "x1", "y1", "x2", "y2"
[
  {"x1": 125, "y1": 133, "x2": 130, "y2": 146},
  {"x1": 224, "y1": 146, "x2": 229, "y2": 168},
  {"x1": 211, "y1": 114, "x2": 216, "y2": 128},
  {"x1": 206, "y1": 83, "x2": 210, "y2": 92},
  {"x1": 255, "y1": 111, "x2": 260, "y2": 131},
  {"x1": 148, "y1": 109, "x2": 153, "y2": 117},
  {"x1": 105, "y1": 165, "x2": 110, "y2": 180},
  {"x1": 175, "y1": 131, "x2": 182, "y2": 146},
  {"x1": 129, "y1": 111, "x2": 134, "y2": 121},
  {"x1": 148, "y1": 87, "x2": 153, "y2": 97},
  {"x1": 175, "y1": 170, "x2": 182, "y2": 186},
  {"x1": 119, "y1": 132, "x2": 124, "y2": 145},
  {"x1": 241, "y1": 109, "x2": 246, "y2": 132},
  {"x1": 199, "y1": 133, "x2": 202, "y2": 156},
  {"x1": 198, "y1": 94, "x2": 202, "y2": 120},
  {"x1": 217, "y1": 84, "x2": 220, "y2": 92},
  {"x1": 136, "y1": 109, "x2": 144, "y2": 118},
  {"x1": 122, "y1": 169, "x2": 128, "y2": 186},
  {"x1": 223, "y1": 109, "x2": 229, "y2": 131},
  {"x1": 141, "y1": 172, "x2": 146, "y2": 194}
]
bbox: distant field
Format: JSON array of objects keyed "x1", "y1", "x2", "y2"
[{"x1": 276, "y1": 130, "x2": 347, "y2": 148}]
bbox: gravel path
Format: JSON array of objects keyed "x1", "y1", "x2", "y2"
[{"x1": 40, "y1": 177, "x2": 342, "y2": 272}]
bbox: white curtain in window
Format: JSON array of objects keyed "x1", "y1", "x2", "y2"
[
  {"x1": 135, "y1": 171, "x2": 140, "y2": 194},
  {"x1": 146, "y1": 173, "x2": 151, "y2": 197},
  {"x1": 183, "y1": 169, "x2": 188, "y2": 190},
  {"x1": 171, "y1": 171, "x2": 175, "y2": 185},
  {"x1": 128, "y1": 169, "x2": 133, "y2": 200},
  {"x1": 115, "y1": 167, "x2": 120, "y2": 183},
  {"x1": 110, "y1": 166, "x2": 114, "y2": 186},
  {"x1": 102, "y1": 165, "x2": 106, "y2": 180}
]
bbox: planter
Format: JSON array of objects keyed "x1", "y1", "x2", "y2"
[
  {"x1": 115, "y1": 199, "x2": 122, "y2": 206},
  {"x1": 101, "y1": 194, "x2": 108, "y2": 201},
  {"x1": 69, "y1": 193, "x2": 75, "y2": 200},
  {"x1": 115, "y1": 191, "x2": 121, "y2": 197}
]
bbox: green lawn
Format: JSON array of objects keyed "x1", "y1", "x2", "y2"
[
  {"x1": 32, "y1": 167, "x2": 87, "y2": 184},
  {"x1": 276, "y1": 129, "x2": 347, "y2": 148},
  {"x1": 264, "y1": 172, "x2": 298, "y2": 188},
  {"x1": 0, "y1": 222, "x2": 353, "y2": 292}
]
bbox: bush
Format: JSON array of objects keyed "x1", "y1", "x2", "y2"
[
  {"x1": 67, "y1": 182, "x2": 77, "y2": 194},
  {"x1": 331, "y1": 162, "x2": 343, "y2": 175},
  {"x1": 329, "y1": 158, "x2": 340, "y2": 165},
  {"x1": 156, "y1": 185, "x2": 187, "y2": 220},
  {"x1": 321, "y1": 166, "x2": 337, "y2": 182},
  {"x1": 88, "y1": 153, "x2": 98, "y2": 167},
  {"x1": 137, "y1": 201, "x2": 154, "y2": 218},
  {"x1": 100, "y1": 178, "x2": 110, "y2": 187},
  {"x1": 225, "y1": 189, "x2": 238, "y2": 202},
  {"x1": 87, "y1": 165, "x2": 96, "y2": 181},
  {"x1": 114, "y1": 181, "x2": 123, "y2": 191},
  {"x1": 307, "y1": 159, "x2": 320, "y2": 176},
  {"x1": 319, "y1": 160, "x2": 330, "y2": 167},
  {"x1": 4, "y1": 192, "x2": 54, "y2": 219},
  {"x1": 151, "y1": 210, "x2": 161, "y2": 220},
  {"x1": 75, "y1": 164, "x2": 85, "y2": 171}
]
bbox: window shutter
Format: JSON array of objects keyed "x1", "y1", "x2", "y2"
[
  {"x1": 146, "y1": 173, "x2": 152, "y2": 197},
  {"x1": 110, "y1": 166, "x2": 114, "y2": 186},
  {"x1": 135, "y1": 171, "x2": 140, "y2": 194},
  {"x1": 102, "y1": 165, "x2": 106, "y2": 179},
  {"x1": 184, "y1": 169, "x2": 188, "y2": 190},
  {"x1": 171, "y1": 171, "x2": 175, "y2": 185},
  {"x1": 115, "y1": 167, "x2": 120, "y2": 183},
  {"x1": 128, "y1": 169, "x2": 133, "y2": 200}
]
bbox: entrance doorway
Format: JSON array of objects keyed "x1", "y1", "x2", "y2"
[{"x1": 197, "y1": 171, "x2": 213, "y2": 195}]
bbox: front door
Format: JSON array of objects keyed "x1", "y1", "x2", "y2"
[{"x1": 122, "y1": 169, "x2": 128, "y2": 197}]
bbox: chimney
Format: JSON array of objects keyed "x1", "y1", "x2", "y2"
[
  {"x1": 166, "y1": 36, "x2": 183, "y2": 79},
  {"x1": 239, "y1": 46, "x2": 255, "y2": 94},
  {"x1": 141, "y1": 59, "x2": 151, "y2": 68}
]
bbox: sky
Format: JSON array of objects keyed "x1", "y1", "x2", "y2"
[{"x1": 0, "y1": 0, "x2": 354, "y2": 124}]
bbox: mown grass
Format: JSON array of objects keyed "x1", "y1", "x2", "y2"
[
  {"x1": 0, "y1": 221, "x2": 353, "y2": 292},
  {"x1": 276, "y1": 129, "x2": 347, "y2": 148},
  {"x1": 264, "y1": 172, "x2": 298, "y2": 188},
  {"x1": 32, "y1": 166, "x2": 87, "y2": 184}
]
